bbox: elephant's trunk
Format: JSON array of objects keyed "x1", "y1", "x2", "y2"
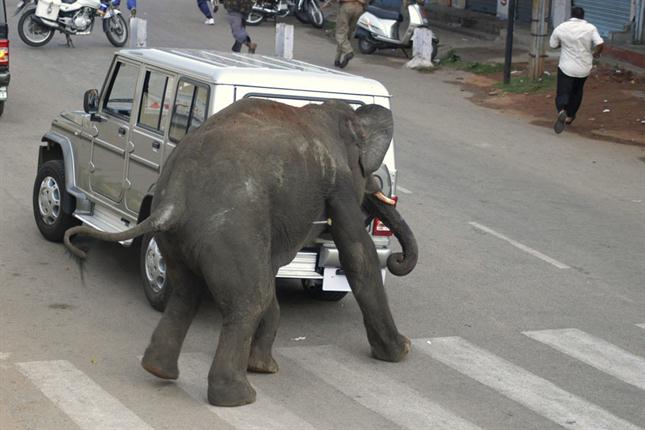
[{"x1": 363, "y1": 194, "x2": 418, "y2": 276}]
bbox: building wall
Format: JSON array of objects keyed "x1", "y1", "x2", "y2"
[{"x1": 572, "y1": 0, "x2": 632, "y2": 36}]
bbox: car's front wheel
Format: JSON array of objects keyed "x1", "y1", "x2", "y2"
[
  {"x1": 140, "y1": 233, "x2": 172, "y2": 312},
  {"x1": 32, "y1": 160, "x2": 79, "y2": 242}
]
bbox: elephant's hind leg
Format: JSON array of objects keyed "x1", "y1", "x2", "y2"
[
  {"x1": 205, "y1": 266, "x2": 275, "y2": 406},
  {"x1": 142, "y1": 261, "x2": 204, "y2": 380},
  {"x1": 248, "y1": 291, "x2": 280, "y2": 374}
]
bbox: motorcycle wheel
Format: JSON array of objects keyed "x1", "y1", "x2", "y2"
[
  {"x1": 307, "y1": 0, "x2": 324, "y2": 28},
  {"x1": 104, "y1": 14, "x2": 129, "y2": 47},
  {"x1": 358, "y1": 38, "x2": 377, "y2": 54},
  {"x1": 245, "y1": 10, "x2": 265, "y2": 26},
  {"x1": 295, "y1": 5, "x2": 309, "y2": 23},
  {"x1": 18, "y1": 9, "x2": 55, "y2": 47}
]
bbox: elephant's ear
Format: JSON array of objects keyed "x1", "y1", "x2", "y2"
[{"x1": 353, "y1": 105, "x2": 394, "y2": 175}]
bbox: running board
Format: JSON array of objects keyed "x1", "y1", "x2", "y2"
[
  {"x1": 277, "y1": 252, "x2": 323, "y2": 279},
  {"x1": 73, "y1": 205, "x2": 134, "y2": 246}
]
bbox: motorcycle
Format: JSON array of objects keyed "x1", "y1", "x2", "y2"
[
  {"x1": 355, "y1": 0, "x2": 438, "y2": 59},
  {"x1": 245, "y1": 0, "x2": 291, "y2": 26},
  {"x1": 293, "y1": 0, "x2": 324, "y2": 28},
  {"x1": 16, "y1": 0, "x2": 128, "y2": 48}
]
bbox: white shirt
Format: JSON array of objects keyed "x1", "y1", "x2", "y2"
[{"x1": 550, "y1": 18, "x2": 604, "y2": 78}]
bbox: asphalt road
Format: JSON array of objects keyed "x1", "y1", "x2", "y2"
[{"x1": 1, "y1": 2, "x2": 644, "y2": 429}]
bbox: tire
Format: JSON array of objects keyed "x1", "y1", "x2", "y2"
[
  {"x1": 294, "y1": 4, "x2": 309, "y2": 23},
  {"x1": 0, "y1": 101, "x2": 4, "y2": 117},
  {"x1": 104, "y1": 14, "x2": 129, "y2": 47},
  {"x1": 32, "y1": 160, "x2": 79, "y2": 242},
  {"x1": 431, "y1": 39, "x2": 439, "y2": 61},
  {"x1": 307, "y1": 0, "x2": 324, "y2": 28},
  {"x1": 140, "y1": 233, "x2": 172, "y2": 312},
  {"x1": 302, "y1": 279, "x2": 348, "y2": 302},
  {"x1": 358, "y1": 37, "x2": 377, "y2": 54},
  {"x1": 246, "y1": 10, "x2": 265, "y2": 26},
  {"x1": 18, "y1": 9, "x2": 55, "y2": 47}
]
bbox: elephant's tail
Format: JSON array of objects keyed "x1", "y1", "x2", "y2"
[{"x1": 63, "y1": 203, "x2": 179, "y2": 259}]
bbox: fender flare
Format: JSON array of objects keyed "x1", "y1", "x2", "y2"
[{"x1": 39, "y1": 132, "x2": 90, "y2": 214}]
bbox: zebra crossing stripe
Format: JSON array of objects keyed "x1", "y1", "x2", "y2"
[
  {"x1": 280, "y1": 345, "x2": 482, "y2": 430},
  {"x1": 523, "y1": 329, "x2": 645, "y2": 391},
  {"x1": 414, "y1": 337, "x2": 643, "y2": 430},
  {"x1": 177, "y1": 353, "x2": 318, "y2": 430},
  {"x1": 16, "y1": 360, "x2": 154, "y2": 430}
]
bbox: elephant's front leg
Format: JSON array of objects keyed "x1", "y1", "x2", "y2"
[{"x1": 328, "y1": 192, "x2": 411, "y2": 362}]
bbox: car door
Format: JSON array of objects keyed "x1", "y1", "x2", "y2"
[
  {"x1": 125, "y1": 67, "x2": 174, "y2": 214},
  {"x1": 90, "y1": 58, "x2": 141, "y2": 203}
]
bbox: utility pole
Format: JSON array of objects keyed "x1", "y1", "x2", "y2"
[
  {"x1": 503, "y1": 0, "x2": 518, "y2": 84},
  {"x1": 528, "y1": 0, "x2": 551, "y2": 81}
]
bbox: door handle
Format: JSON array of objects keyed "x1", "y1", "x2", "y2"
[
  {"x1": 152, "y1": 141, "x2": 161, "y2": 151},
  {"x1": 118, "y1": 127, "x2": 127, "y2": 136}
]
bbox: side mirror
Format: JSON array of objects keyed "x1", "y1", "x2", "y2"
[{"x1": 83, "y1": 89, "x2": 99, "y2": 114}]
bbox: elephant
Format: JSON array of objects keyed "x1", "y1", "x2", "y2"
[{"x1": 64, "y1": 98, "x2": 418, "y2": 407}]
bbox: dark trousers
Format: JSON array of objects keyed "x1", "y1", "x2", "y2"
[
  {"x1": 197, "y1": 0, "x2": 213, "y2": 18},
  {"x1": 555, "y1": 67, "x2": 587, "y2": 119}
]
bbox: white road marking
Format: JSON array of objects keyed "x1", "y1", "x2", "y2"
[
  {"x1": 468, "y1": 221, "x2": 571, "y2": 269},
  {"x1": 178, "y1": 353, "x2": 318, "y2": 430},
  {"x1": 397, "y1": 186, "x2": 413, "y2": 194},
  {"x1": 524, "y1": 329, "x2": 645, "y2": 391},
  {"x1": 16, "y1": 360, "x2": 154, "y2": 430},
  {"x1": 281, "y1": 345, "x2": 482, "y2": 430},
  {"x1": 637, "y1": 324, "x2": 645, "y2": 330},
  {"x1": 414, "y1": 337, "x2": 642, "y2": 430}
]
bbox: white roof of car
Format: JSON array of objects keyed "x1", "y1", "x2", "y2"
[{"x1": 119, "y1": 48, "x2": 391, "y2": 98}]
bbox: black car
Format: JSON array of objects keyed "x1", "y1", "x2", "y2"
[{"x1": 0, "y1": 0, "x2": 9, "y2": 116}]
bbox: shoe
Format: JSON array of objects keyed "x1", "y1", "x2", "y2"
[
  {"x1": 553, "y1": 110, "x2": 567, "y2": 134},
  {"x1": 204, "y1": 18, "x2": 215, "y2": 25},
  {"x1": 565, "y1": 116, "x2": 575, "y2": 125},
  {"x1": 334, "y1": 59, "x2": 341, "y2": 67},
  {"x1": 130, "y1": 7, "x2": 136, "y2": 17},
  {"x1": 338, "y1": 52, "x2": 354, "y2": 69},
  {"x1": 247, "y1": 42, "x2": 257, "y2": 54}
]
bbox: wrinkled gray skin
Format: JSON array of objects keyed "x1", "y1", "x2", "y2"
[{"x1": 64, "y1": 99, "x2": 418, "y2": 407}]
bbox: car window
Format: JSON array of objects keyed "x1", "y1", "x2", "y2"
[
  {"x1": 169, "y1": 80, "x2": 209, "y2": 142},
  {"x1": 138, "y1": 70, "x2": 171, "y2": 133},
  {"x1": 103, "y1": 61, "x2": 139, "y2": 119}
]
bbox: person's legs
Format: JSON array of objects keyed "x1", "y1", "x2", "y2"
[
  {"x1": 227, "y1": 12, "x2": 256, "y2": 53},
  {"x1": 335, "y1": 3, "x2": 352, "y2": 64},
  {"x1": 566, "y1": 76, "x2": 587, "y2": 121},
  {"x1": 198, "y1": 0, "x2": 214, "y2": 21},
  {"x1": 554, "y1": 67, "x2": 575, "y2": 133}
]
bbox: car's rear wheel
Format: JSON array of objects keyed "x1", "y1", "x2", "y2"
[
  {"x1": 302, "y1": 279, "x2": 348, "y2": 302},
  {"x1": 0, "y1": 101, "x2": 4, "y2": 117},
  {"x1": 32, "y1": 160, "x2": 79, "y2": 242},
  {"x1": 140, "y1": 233, "x2": 172, "y2": 312}
]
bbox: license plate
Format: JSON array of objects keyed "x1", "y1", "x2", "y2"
[
  {"x1": 0, "y1": 87, "x2": 7, "y2": 101},
  {"x1": 322, "y1": 267, "x2": 386, "y2": 292}
]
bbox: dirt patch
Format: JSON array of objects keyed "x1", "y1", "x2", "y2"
[{"x1": 453, "y1": 61, "x2": 645, "y2": 146}]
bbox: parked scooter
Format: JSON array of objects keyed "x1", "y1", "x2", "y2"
[
  {"x1": 246, "y1": 0, "x2": 291, "y2": 26},
  {"x1": 355, "y1": 0, "x2": 438, "y2": 58},
  {"x1": 16, "y1": 0, "x2": 128, "y2": 48}
]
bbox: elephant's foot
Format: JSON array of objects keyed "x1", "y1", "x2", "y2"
[
  {"x1": 141, "y1": 348, "x2": 179, "y2": 380},
  {"x1": 371, "y1": 334, "x2": 411, "y2": 363},
  {"x1": 208, "y1": 378, "x2": 256, "y2": 407},
  {"x1": 247, "y1": 349, "x2": 279, "y2": 374}
]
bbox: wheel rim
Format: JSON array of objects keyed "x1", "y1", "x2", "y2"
[
  {"x1": 37, "y1": 176, "x2": 62, "y2": 226},
  {"x1": 309, "y1": 1, "x2": 323, "y2": 25},
  {"x1": 108, "y1": 16, "x2": 127, "y2": 44},
  {"x1": 23, "y1": 14, "x2": 53, "y2": 44},
  {"x1": 144, "y1": 237, "x2": 167, "y2": 294}
]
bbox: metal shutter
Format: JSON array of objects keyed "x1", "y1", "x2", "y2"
[
  {"x1": 517, "y1": 0, "x2": 533, "y2": 22},
  {"x1": 572, "y1": 0, "x2": 632, "y2": 36},
  {"x1": 466, "y1": 0, "x2": 497, "y2": 15}
]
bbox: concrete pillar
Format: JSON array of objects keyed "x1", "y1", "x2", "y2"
[
  {"x1": 551, "y1": 0, "x2": 570, "y2": 28},
  {"x1": 528, "y1": 0, "x2": 550, "y2": 80},
  {"x1": 497, "y1": 0, "x2": 510, "y2": 19},
  {"x1": 275, "y1": 23, "x2": 294, "y2": 59},
  {"x1": 129, "y1": 17, "x2": 147, "y2": 48}
]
